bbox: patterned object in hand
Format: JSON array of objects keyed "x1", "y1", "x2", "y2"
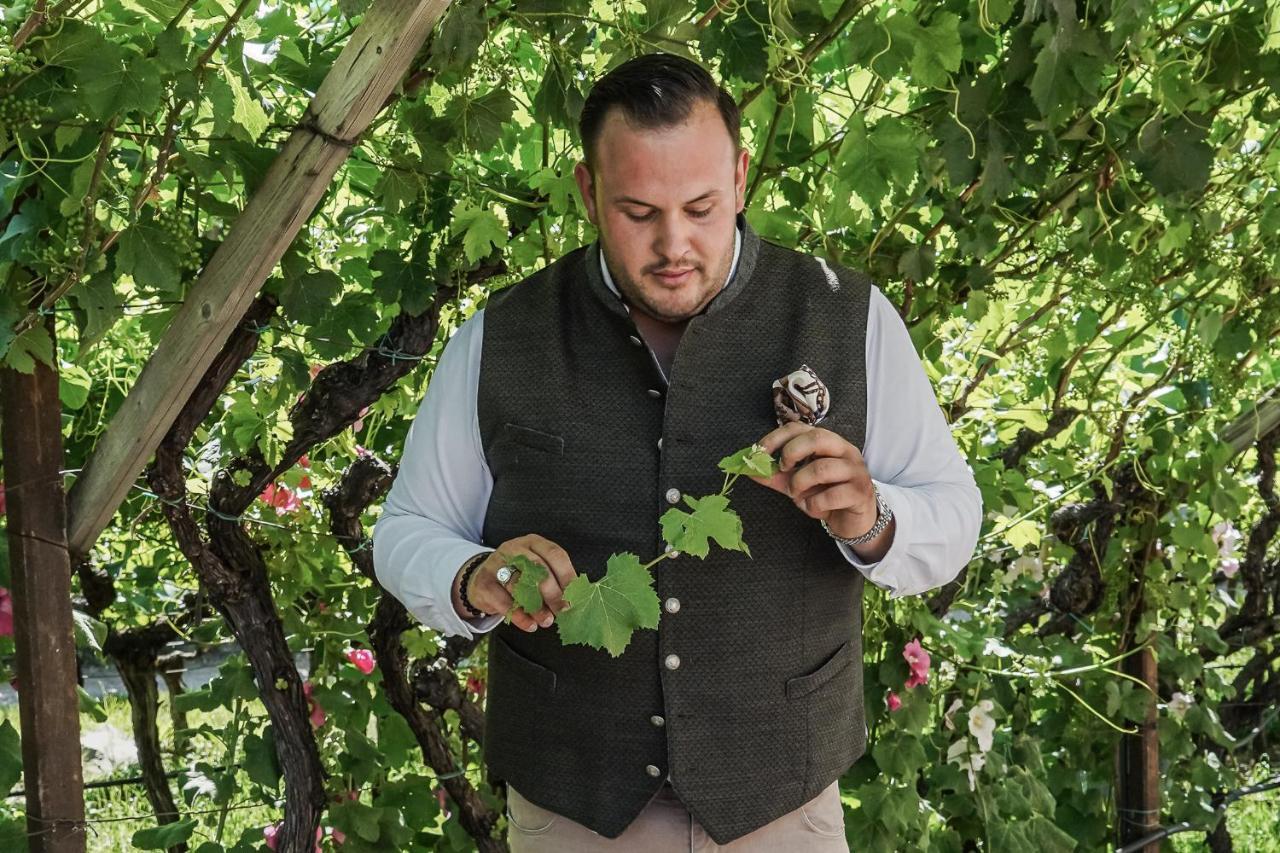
[{"x1": 771, "y1": 364, "x2": 830, "y2": 426}]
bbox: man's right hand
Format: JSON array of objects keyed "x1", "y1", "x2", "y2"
[{"x1": 452, "y1": 534, "x2": 578, "y2": 632}]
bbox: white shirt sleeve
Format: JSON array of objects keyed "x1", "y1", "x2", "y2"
[
  {"x1": 833, "y1": 284, "x2": 983, "y2": 597},
  {"x1": 371, "y1": 310, "x2": 504, "y2": 639}
]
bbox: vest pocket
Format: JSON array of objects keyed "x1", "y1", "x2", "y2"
[
  {"x1": 498, "y1": 422, "x2": 565, "y2": 455},
  {"x1": 785, "y1": 638, "x2": 854, "y2": 699},
  {"x1": 492, "y1": 632, "x2": 558, "y2": 694}
]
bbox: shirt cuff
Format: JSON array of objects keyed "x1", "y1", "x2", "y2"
[{"x1": 835, "y1": 479, "x2": 913, "y2": 597}]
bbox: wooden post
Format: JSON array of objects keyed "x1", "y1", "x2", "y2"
[
  {"x1": 0, "y1": 314, "x2": 86, "y2": 852},
  {"x1": 1117, "y1": 645, "x2": 1159, "y2": 851},
  {"x1": 64, "y1": 0, "x2": 452, "y2": 561}
]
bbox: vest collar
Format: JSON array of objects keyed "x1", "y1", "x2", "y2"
[{"x1": 583, "y1": 209, "x2": 762, "y2": 322}]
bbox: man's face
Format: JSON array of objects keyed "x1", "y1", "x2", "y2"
[{"x1": 574, "y1": 98, "x2": 749, "y2": 324}]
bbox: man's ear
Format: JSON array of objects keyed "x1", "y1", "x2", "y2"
[
  {"x1": 573, "y1": 161, "x2": 598, "y2": 225},
  {"x1": 734, "y1": 147, "x2": 750, "y2": 212}
]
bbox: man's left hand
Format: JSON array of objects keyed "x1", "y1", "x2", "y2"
[{"x1": 746, "y1": 422, "x2": 877, "y2": 539}]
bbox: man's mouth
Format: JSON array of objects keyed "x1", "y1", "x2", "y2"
[{"x1": 654, "y1": 269, "x2": 695, "y2": 284}]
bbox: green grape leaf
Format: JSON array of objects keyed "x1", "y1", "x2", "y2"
[
  {"x1": 660, "y1": 493, "x2": 748, "y2": 558},
  {"x1": 2, "y1": 324, "x2": 55, "y2": 373},
  {"x1": 507, "y1": 554, "x2": 549, "y2": 616},
  {"x1": 717, "y1": 442, "x2": 779, "y2": 478},
  {"x1": 131, "y1": 819, "x2": 198, "y2": 850},
  {"x1": 556, "y1": 553, "x2": 660, "y2": 657},
  {"x1": 451, "y1": 203, "x2": 508, "y2": 264},
  {"x1": 118, "y1": 220, "x2": 182, "y2": 292}
]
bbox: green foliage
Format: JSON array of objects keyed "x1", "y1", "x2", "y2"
[{"x1": 2, "y1": 0, "x2": 1279, "y2": 847}]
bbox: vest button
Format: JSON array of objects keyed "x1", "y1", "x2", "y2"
[
  {"x1": 647, "y1": 388, "x2": 663, "y2": 398},
  {"x1": 646, "y1": 764, "x2": 661, "y2": 777},
  {"x1": 664, "y1": 597, "x2": 680, "y2": 614},
  {"x1": 657, "y1": 437, "x2": 663, "y2": 450},
  {"x1": 665, "y1": 488, "x2": 681, "y2": 505},
  {"x1": 650, "y1": 715, "x2": 665, "y2": 727},
  {"x1": 629, "y1": 335, "x2": 643, "y2": 347},
  {"x1": 664, "y1": 653, "x2": 680, "y2": 670}
]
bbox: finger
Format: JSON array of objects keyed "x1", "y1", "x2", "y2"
[
  {"x1": 798, "y1": 482, "x2": 863, "y2": 517},
  {"x1": 789, "y1": 456, "x2": 857, "y2": 503},
  {"x1": 777, "y1": 428, "x2": 851, "y2": 473},
  {"x1": 753, "y1": 421, "x2": 813, "y2": 459},
  {"x1": 486, "y1": 583, "x2": 541, "y2": 633},
  {"x1": 527, "y1": 538, "x2": 577, "y2": 614},
  {"x1": 507, "y1": 545, "x2": 558, "y2": 627}
]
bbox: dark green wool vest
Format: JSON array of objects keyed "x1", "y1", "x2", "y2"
[{"x1": 477, "y1": 210, "x2": 872, "y2": 844}]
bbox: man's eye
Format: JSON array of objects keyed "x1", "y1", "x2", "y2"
[{"x1": 626, "y1": 209, "x2": 713, "y2": 221}]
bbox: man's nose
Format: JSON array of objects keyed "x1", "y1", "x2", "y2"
[{"x1": 652, "y1": 215, "x2": 694, "y2": 268}]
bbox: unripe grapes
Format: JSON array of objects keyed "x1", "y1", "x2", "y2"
[
  {"x1": 0, "y1": 91, "x2": 51, "y2": 126},
  {"x1": 0, "y1": 42, "x2": 39, "y2": 77},
  {"x1": 153, "y1": 208, "x2": 203, "y2": 272}
]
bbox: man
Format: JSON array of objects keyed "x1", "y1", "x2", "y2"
[{"x1": 373, "y1": 53, "x2": 982, "y2": 850}]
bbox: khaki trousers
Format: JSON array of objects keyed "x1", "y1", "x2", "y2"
[{"x1": 505, "y1": 780, "x2": 850, "y2": 852}]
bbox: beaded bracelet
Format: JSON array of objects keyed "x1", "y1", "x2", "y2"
[{"x1": 458, "y1": 551, "x2": 492, "y2": 619}]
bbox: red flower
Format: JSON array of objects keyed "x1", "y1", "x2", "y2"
[
  {"x1": 260, "y1": 483, "x2": 301, "y2": 515},
  {"x1": 263, "y1": 822, "x2": 281, "y2": 851},
  {"x1": 903, "y1": 638, "x2": 930, "y2": 689},
  {"x1": 299, "y1": 454, "x2": 311, "y2": 468},
  {"x1": 435, "y1": 787, "x2": 452, "y2": 820},
  {"x1": 0, "y1": 588, "x2": 12, "y2": 637},
  {"x1": 465, "y1": 675, "x2": 486, "y2": 699},
  {"x1": 886, "y1": 691, "x2": 903, "y2": 712},
  {"x1": 345, "y1": 648, "x2": 376, "y2": 675},
  {"x1": 303, "y1": 681, "x2": 326, "y2": 728}
]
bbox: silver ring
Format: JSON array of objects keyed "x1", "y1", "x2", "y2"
[{"x1": 495, "y1": 565, "x2": 515, "y2": 585}]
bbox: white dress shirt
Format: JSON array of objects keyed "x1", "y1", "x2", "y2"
[{"x1": 372, "y1": 227, "x2": 983, "y2": 639}]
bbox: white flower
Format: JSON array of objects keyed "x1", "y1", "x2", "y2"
[
  {"x1": 947, "y1": 736, "x2": 986, "y2": 791},
  {"x1": 1212, "y1": 522, "x2": 1242, "y2": 558},
  {"x1": 1004, "y1": 554, "x2": 1044, "y2": 583},
  {"x1": 1168, "y1": 692, "x2": 1195, "y2": 720},
  {"x1": 938, "y1": 660, "x2": 957, "y2": 682},
  {"x1": 1205, "y1": 752, "x2": 1221, "y2": 770},
  {"x1": 943, "y1": 698, "x2": 964, "y2": 731},
  {"x1": 1220, "y1": 557, "x2": 1240, "y2": 578},
  {"x1": 968, "y1": 699, "x2": 996, "y2": 753}
]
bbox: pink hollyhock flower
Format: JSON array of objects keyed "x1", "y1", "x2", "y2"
[
  {"x1": 345, "y1": 648, "x2": 376, "y2": 675},
  {"x1": 886, "y1": 691, "x2": 902, "y2": 712},
  {"x1": 264, "y1": 821, "x2": 282, "y2": 850},
  {"x1": 261, "y1": 483, "x2": 301, "y2": 515},
  {"x1": 330, "y1": 826, "x2": 346, "y2": 845},
  {"x1": 354, "y1": 445, "x2": 371, "y2": 459},
  {"x1": 303, "y1": 681, "x2": 326, "y2": 728},
  {"x1": 435, "y1": 787, "x2": 452, "y2": 820},
  {"x1": 353, "y1": 405, "x2": 370, "y2": 433},
  {"x1": 1220, "y1": 557, "x2": 1240, "y2": 578},
  {"x1": 0, "y1": 587, "x2": 13, "y2": 637},
  {"x1": 903, "y1": 638, "x2": 930, "y2": 689},
  {"x1": 465, "y1": 675, "x2": 486, "y2": 699}
]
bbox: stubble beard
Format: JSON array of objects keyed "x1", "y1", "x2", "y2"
[{"x1": 604, "y1": 236, "x2": 736, "y2": 325}]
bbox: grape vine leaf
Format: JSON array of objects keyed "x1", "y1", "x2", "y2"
[
  {"x1": 555, "y1": 553, "x2": 660, "y2": 657},
  {"x1": 660, "y1": 493, "x2": 748, "y2": 559},
  {"x1": 717, "y1": 442, "x2": 780, "y2": 478},
  {"x1": 506, "y1": 554, "x2": 550, "y2": 617}
]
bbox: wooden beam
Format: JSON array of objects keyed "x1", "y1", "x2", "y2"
[
  {"x1": 65, "y1": 0, "x2": 452, "y2": 559},
  {"x1": 1, "y1": 315, "x2": 87, "y2": 852},
  {"x1": 1116, "y1": 645, "x2": 1159, "y2": 851}
]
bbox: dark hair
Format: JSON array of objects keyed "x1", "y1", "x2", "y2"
[{"x1": 578, "y1": 52, "x2": 741, "y2": 174}]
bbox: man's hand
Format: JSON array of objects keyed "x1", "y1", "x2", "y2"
[
  {"x1": 746, "y1": 422, "x2": 879, "y2": 539},
  {"x1": 452, "y1": 534, "x2": 577, "y2": 632}
]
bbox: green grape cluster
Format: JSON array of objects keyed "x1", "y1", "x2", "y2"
[
  {"x1": 29, "y1": 236, "x2": 77, "y2": 278},
  {"x1": 0, "y1": 41, "x2": 38, "y2": 77},
  {"x1": 0, "y1": 91, "x2": 51, "y2": 126},
  {"x1": 153, "y1": 208, "x2": 202, "y2": 272}
]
